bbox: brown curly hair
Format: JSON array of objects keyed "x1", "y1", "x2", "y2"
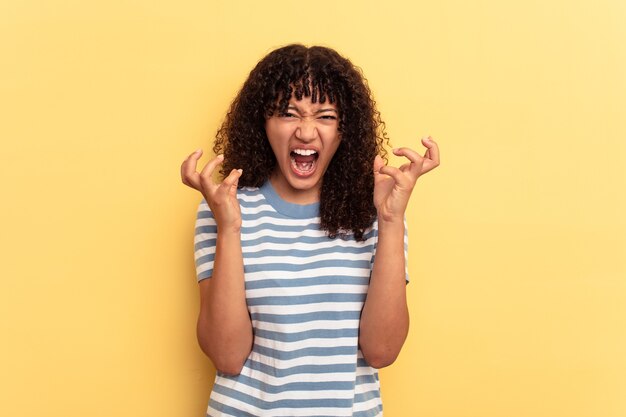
[{"x1": 213, "y1": 44, "x2": 389, "y2": 241}]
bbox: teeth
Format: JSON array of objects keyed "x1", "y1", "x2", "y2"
[{"x1": 292, "y1": 149, "x2": 317, "y2": 156}]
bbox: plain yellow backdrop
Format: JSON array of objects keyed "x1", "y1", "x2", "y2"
[{"x1": 1, "y1": 0, "x2": 625, "y2": 416}]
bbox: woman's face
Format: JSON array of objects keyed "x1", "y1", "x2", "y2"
[{"x1": 265, "y1": 94, "x2": 341, "y2": 204}]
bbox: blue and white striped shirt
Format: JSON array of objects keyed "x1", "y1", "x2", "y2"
[{"x1": 194, "y1": 181, "x2": 408, "y2": 417}]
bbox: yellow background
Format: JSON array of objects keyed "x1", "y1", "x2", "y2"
[{"x1": 1, "y1": 0, "x2": 625, "y2": 416}]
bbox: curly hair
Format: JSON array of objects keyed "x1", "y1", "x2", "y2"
[{"x1": 213, "y1": 44, "x2": 389, "y2": 241}]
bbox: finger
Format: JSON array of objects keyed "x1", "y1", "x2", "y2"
[
  {"x1": 218, "y1": 168, "x2": 243, "y2": 196},
  {"x1": 398, "y1": 162, "x2": 411, "y2": 172},
  {"x1": 373, "y1": 155, "x2": 385, "y2": 174},
  {"x1": 186, "y1": 148, "x2": 203, "y2": 160},
  {"x1": 420, "y1": 136, "x2": 440, "y2": 173},
  {"x1": 378, "y1": 164, "x2": 412, "y2": 188},
  {"x1": 199, "y1": 154, "x2": 225, "y2": 187},
  {"x1": 181, "y1": 149, "x2": 203, "y2": 189},
  {"x1": 392, "y1": 147, "x2": 424, "y2": 177}
]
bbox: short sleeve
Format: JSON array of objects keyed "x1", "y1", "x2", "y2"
[
  {"x1": 369, "y1": 218, "x2": 410, "y2": 283},
  {"x1": 194, "y1": 199, "x2": 217, "y2": 282}
]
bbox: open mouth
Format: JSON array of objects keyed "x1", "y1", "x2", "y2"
[{"x1": 290, "y1": 149, "x2": 319, "y2": 176}]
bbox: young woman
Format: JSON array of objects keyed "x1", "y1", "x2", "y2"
[{"x1": 181, "y1": 44, "x2": 439, "y2": 417}]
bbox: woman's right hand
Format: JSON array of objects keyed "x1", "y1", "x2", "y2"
[{"x1": 181, "y1": 149, "x2": 243, "y2": 232}]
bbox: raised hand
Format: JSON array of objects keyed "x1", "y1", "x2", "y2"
[
  {"x1": 373, "y1": 136, "x2": 440, "y2": 222},
  {"x1": 181, "y1": 150, "x2": 243, "y2": 232}
]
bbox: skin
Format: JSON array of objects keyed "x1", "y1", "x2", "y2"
[
  {"x1": 359, "y1": 143, "x2": 439, "y2": 367},
  {"x1": 265, "y1": 96, "x2": 341, "y2": 204},
  {"x1": 181, "y1": 153, "x2": 251, "y2": 375},
  {"x1": 181, "y1": 98, "x2": 440, "y2": 374}
]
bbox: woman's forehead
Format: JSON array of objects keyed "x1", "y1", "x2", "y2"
[{"x1": 287, "y1": 95, "x2": 337, "y2": 110}]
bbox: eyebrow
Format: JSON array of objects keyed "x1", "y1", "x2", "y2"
[{"x1": 287, "y1": 105, "x2": 338, "y2": 114}]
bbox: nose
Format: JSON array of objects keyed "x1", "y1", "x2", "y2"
[{"x1": 295, "y1": 118, "x2": 318, "y2": 142}]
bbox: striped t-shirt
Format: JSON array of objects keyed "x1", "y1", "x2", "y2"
[{"x1": 194, "y1": 180, "x2": 408, "y2": 417}]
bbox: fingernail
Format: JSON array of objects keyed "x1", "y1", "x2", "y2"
[
  {"x1": 195, "y1": 149, "x2": 202, "y2": 153},
  {"x1": 236, "y1": 169, "x2": 242, "y2": 174},
  {"x1": 217, "y1": 154, "x2": 224, "y2": 160}
]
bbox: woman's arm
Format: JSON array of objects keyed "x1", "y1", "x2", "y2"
[
  {"x1": 359, "y1": 138, "x2": 440, "y2": 368},
  {"x1": 182, "y1": 150, "x2": 253, "y2": 375},
  {"x1": 197, "y1": 227, "x2": 252, "y2": 375},
  {"x1": 359, "y1": 217, "x2": 409, "y2": 369}
]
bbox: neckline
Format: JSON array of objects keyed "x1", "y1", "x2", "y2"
[{"x1": 259, "y1": 181, "x2": 320, "y2": 219}]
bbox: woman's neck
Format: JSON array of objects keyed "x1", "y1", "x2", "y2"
[{"x1": 268, "y1": 173, "x2": 321, "y2": 205}]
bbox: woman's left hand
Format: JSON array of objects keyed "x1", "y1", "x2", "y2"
[{"x1": 373, "y1": 136, "x2": 440, "y2": 222}]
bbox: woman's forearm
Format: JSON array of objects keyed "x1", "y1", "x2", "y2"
[
  {"x1": 197, "y1": 229, "x2": 253, "y2": 375},
  {"x1": 359, "y1": 218, "x2": 410, "y2": 369}
]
